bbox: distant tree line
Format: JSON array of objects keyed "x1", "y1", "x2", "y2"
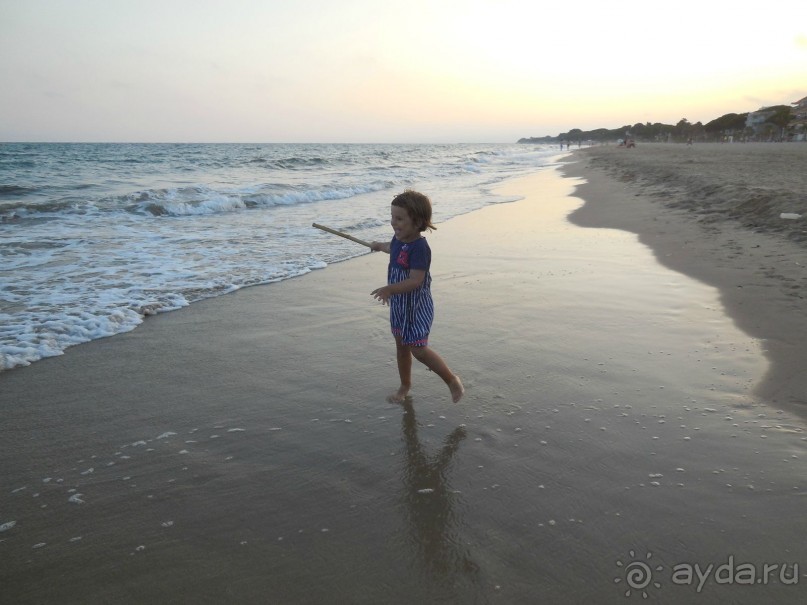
[{"x1": 518, "y1": 105, "x2": 793, "y2": 144}]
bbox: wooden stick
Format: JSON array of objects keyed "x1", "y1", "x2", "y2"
[{"x1": 312, "y1": 223, "x2": 373, "y2": 248}]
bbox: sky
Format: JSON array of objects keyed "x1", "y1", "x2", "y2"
[{"x1": 1, "y1": 0, "x2": 805, "y2": 143}]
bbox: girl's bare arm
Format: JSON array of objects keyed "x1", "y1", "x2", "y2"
[{"x1": 371, "y1": 270, "x2": 426, "y2": 304}]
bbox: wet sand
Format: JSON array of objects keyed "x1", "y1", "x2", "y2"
[
  {"x1": 563, "y1": 142, "x2": 807, "y2": 411},
  {"x1": 2, "y1": 164, "x2": 806, "y2": 604}
]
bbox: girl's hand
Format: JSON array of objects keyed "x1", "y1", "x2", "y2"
[
  {"x1": 371, "y1": 286, "x2": 392, "y2": 305},
  {"x1": 369, "y1": 241, "x2": 390, "y2": 253}
]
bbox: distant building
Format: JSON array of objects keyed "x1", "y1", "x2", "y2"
[
  {"x1": 789, "y1": 95, "x2": 807, "y2": 141},
  {"x1": 745, "y1": 107, "x2": 776, "y2": 137}
]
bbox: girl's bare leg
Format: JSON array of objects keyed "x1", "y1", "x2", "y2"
[
  {"x1": 411, "y1": 346, "x2": 464, "y2": 403},
  {"x1": 389, "y1": 335, "x2": 413, "y2": 403}
]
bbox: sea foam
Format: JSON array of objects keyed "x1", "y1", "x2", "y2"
[{"x1": 0, "y1": 143, "x2": 559, "y2": 370}]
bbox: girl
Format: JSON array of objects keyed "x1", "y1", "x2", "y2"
[{"x1": 370, "y1": 190, "x2": 464, "y2": 404}]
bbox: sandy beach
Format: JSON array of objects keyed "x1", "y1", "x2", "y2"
[
  {"x1": 563, "y1": 142, "x2": 807, "y2": 411},
  {"x1": 3, "y1": 150, "x2": 807, "y2": 604}
]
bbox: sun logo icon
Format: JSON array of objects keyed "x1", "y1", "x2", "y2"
[{"x1": 615, "y1": 550, "x2": 664, "y2": 598}]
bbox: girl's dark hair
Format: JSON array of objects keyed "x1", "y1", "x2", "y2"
[{"x1": 391, "y1": 189, "x2": 436, "y2": 232}]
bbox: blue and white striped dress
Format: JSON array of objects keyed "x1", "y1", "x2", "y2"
[{"x1": 388, "y1": 236, "x2": 433, "y2": 347}]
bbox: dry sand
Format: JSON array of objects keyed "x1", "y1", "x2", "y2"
[
  {"x1": 2, "y1": 161, "x2": 807, "y2": 604},
  {"x1": 563, "y1": 142, "x2": 807, "y2": 411}
]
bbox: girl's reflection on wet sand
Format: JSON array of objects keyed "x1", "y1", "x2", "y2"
[{"x1": 399, "y1": 401, "x2": 480, "y2": 589}]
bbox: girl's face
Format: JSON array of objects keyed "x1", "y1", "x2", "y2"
[{"x1": 390, "y1": 204, "x2": 420, "y2": 242}]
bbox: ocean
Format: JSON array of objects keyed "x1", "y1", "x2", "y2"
[{"x1": 0, "y1": 142, "x2": 560, "y2": 370}]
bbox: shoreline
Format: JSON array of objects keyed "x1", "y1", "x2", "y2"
[
  {"x1": 562, "y1": 143, "x2": 807, "y2": 413},
  {"x1": 2, "y1": 164, "x2": 806, "y2": 604}
]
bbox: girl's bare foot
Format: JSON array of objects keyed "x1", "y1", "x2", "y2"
[
  {"x1": 387, "y1": 385, "x2": 410, "y2": 403},
  {"x1": 449, "y1": 376, "x2": 464, "y2": 403}
]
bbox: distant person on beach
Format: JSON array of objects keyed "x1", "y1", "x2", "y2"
[{"x1": 370, "y1": 190, "x2": 464, "y2": 404}]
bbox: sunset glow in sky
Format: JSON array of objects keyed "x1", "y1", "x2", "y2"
[{"x1": 1, "y1": 0, "x2": 805, "y2": 143}]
